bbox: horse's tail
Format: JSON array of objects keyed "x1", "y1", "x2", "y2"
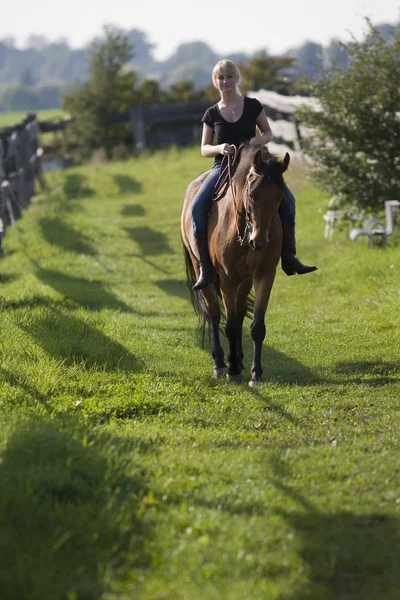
[
  {"x1": 245, "y1": 291, "x2": 255, "y2": 320},
  {"x1": 183, "y1": 240, "x2": 211, "y2": 337}
]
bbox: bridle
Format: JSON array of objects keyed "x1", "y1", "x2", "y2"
[
  {"x1": 213, "y1": 145, "x2": 266, "y2": 245},
  {"x1": 213, "y1": 144, "x2": 263, "y2": 246},
  {"x1": 239, "y1": 166, "x2": 265, "y2": 245}
]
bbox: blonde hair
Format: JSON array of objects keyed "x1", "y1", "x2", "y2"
[{"x1": 212, "y1": 59, "x2": 241, "y2": 90}]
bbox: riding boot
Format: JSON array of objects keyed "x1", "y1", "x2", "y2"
[
  {"x1": 192, "y1": 231, "x2": 213, "y2": 290},
  {"x1": 281, "y1": 221, "x2": 317, "y2": 276}
]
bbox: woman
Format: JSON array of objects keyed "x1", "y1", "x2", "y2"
[{"x1": 191, "y1": 59, "x2": 317, "y2": 290}]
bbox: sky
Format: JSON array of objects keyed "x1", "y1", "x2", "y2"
[{"x1": 1, "y1": 0, "x2": 399, "y2": 60}]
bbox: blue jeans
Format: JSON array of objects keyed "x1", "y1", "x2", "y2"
[
  {"x1": 191, "y1": 161, "x2": 222, "y2": 234},
  {"x1": 191, "y1": 161, "x2": 295, "y2": 234},
  {"x1": 280, "y1": 186, "x2": 296, "y2": 225}
]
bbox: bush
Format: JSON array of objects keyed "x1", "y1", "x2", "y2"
[{"x1": 298, "y1": 21, "x2": 400, "y2": 215}]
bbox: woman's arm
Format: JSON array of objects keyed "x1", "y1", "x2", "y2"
[
  {"x1": 200, "y1": 123, "x2": 234, "y2": 157},
  {"x1": 250, "y1": 110, "x2": 273, "y2": 146}
]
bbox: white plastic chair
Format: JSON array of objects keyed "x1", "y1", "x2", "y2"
[{"x1": 349, "y1": 200, "x2": 400, "y2": 247}]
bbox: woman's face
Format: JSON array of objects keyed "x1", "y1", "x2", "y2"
[{"x1": 215, "y1": 70, "x2": 236, "y2": 92}]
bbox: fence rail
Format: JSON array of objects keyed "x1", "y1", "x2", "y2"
[
  {"x1": 0, "y1": 114, "x2": 48, "y2": 257},
  {"x1": 130, "y1": 91, "x2": 315, "y2": 156}
]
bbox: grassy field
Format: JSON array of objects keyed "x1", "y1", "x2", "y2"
[
  {"x1": 0, "y1": 147, "x2": 399, "y2": 599},
  {"x1": 0, "y1": 108, "x2": 68, "y2": 128}
]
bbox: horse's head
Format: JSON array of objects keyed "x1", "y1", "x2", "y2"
[{"x1": 241, "y1": 146, "x2": 290, "y2": 251}]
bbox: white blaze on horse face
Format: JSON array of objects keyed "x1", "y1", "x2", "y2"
[
  {"x1": 247, "y1": 186, "x2": 268, "y2": 250},
  {"x1": 248, "y1": 179, "x2": 281, "y2": 251}
]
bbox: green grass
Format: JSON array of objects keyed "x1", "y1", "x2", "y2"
[
  {"x1": 0, "y1": 108, "x2": 68, "y2": 128},
  {"x1": 0, "y1": 147, "x2": 399, "y2": 599}
]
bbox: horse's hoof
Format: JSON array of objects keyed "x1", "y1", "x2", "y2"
[
  {"x1": 249, "y1": 378, "x2": 262, "y2": 387},
  {"x1": 226, "y1": 372, "x2": 243, "y2": 383},
  {"x1": 213, "y1": 367, "x2": 227, "y2": 378}
]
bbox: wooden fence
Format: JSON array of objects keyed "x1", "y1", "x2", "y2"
[
  {"x1": 129, "y1": 91, "x2": 316, "y2": 155},
  {"x1": 0, "y1": 114, "x2": 48, "y2": 257},
  {"x1": 37, "y1": 115, "x2": 73, "y2": 156},
  {"x1": 130, "y1": 100, "x2": 210, "y2": 151},
  {"x1": 247, "y1": 89, "x2": 317, "y2": 157}
]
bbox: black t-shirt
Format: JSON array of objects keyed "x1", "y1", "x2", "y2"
[{"x1": 202, "y1": 97, "x2": 264, "y2": 160}]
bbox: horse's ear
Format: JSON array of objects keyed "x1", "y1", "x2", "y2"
[
  {"x1": 252, "y1": 148, "x2": 264, "y2": 173},
  {"x1": 282, "y1": 152, "x2": 290, "y2": 172}
]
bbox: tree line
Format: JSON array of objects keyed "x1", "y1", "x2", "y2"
[
  {"x1": 0, "y1": 20, "x2": 398, "y2": 112},
  {"x1": 63, "y1": 22, "x2": 399, "y2": 217}
]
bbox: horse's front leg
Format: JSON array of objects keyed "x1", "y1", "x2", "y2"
[
  {"x1": 220, "y1": 276, "x2": 243, "y2": 381},
  {"x1": 200, "y1": 286, "x2": 227, "y2": 378},
  {"x1": 250, "y1": 272, "x2": 276, "y2": 386},
  {"x1": 226, "y1": 311, "x2": 244, "y2": 380},
  {"x1": 236, "y1": 278, "x2": 253, "y2": 372}
]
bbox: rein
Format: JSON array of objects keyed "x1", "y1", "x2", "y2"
[
  {"x1": 212, "y1": 144, "x2": 254, "y2": 245},
  {"x1": 213, "y1": 145, "x2": 240, "y2": 202}
]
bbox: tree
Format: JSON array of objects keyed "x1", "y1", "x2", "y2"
[
  {"x1": 20, "y1": 67, "x2": 36, "y2": 86},
  {"x1": 167, "y1": 79, "x2": 208, "y2": 102},
  {"x1": 134, "y1": 78, "x2": 166, "y2": 105},
  {"x1": 297, "y1": 22, "x2": 400, "y2": 214},
  {"x1": 26, "y1": 35, "x2": 49, "y2": 51},
  {"x1": 126, "y1": 29, "x2": 155, "y2": 67},
  {"x1": 322, "y1": 39, "x2": 350, "y2": 72},
  {"x1": 164, "y1": 41, "x2": 216, "y2": 70},
  {"x1": 239, "y1": 55, "x2": 296, "y2": 94},
  {"x1": 293, "y1": 41, "x2": 324, "y2": 80},
  {"x1": 63, "y1": 25, "x2": 135, "y2": 160}
]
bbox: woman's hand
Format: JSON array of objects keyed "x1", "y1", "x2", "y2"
[{"x1": 220, "y1": 143, "x2": 235, "y2": 156}]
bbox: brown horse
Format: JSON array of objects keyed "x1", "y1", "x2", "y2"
[{"x1": 181, "y1": 143, "x2": 290, "y2": 385}]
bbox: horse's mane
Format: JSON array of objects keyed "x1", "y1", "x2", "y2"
[{"x1": 233, "y1": 143, "x2": 285, "y2": 190}]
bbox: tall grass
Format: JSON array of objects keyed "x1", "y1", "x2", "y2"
[
  {"x1": 0, "y1": 109, "x2": 67, "y2": 128},
  {"x1": 0, "y1": 146, "x2": 399, "y2": 599}
]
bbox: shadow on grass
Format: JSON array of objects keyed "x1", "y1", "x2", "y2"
[
  {"x1": 178, "y1": 455, "x2": 400, "y2": 598},
  {"x1": 121, "y1": 204, "x2": 146, "y2": 217},
  {"x1": 0, "y1": 273, "x2": 19, "y2": 284},
  {"x1": 36, "y1": 267, "x2": 132, "y2": 312},
  {"x1": 334, "y1": 361, "x2": 400, "y2": 386},
  {"x1": 0, "y1": 296, "x2": 72, "y2": 311},
  {"x1": 63, "y1": 174, "x2": 95, "y2": 200},
  {"x1": 0, "y1": 367, "x2": 47, "y2": 404},
  {"x1": 20, "y1": 309, "x2": 142, "y2": 372},
  {"x1": 261, "y1": 346, "x2": 321, "y2": 385},
  {"x1": 123, "y1": 226, "x2": 174, "y2": 256},
  {"x1": 195, "y1": 323, "x2": 398, "y2": 387},
  {"x1": 267, "y1": 457, "x2": 400, "y2": 600},
  {"x1": 154, "y1": 278, "x2": 189, "y2": 300},
  {"x1": 0, "y1": 417, "x2": 150, "y2": 599},
  {"x1": 114, "y1": 175, "x2": 142, "y2": 195},
  {"x1": 248, "y1": 390, "x2": 301, "y2": 425},
  {"x1": 280, "y1": 510, "x2": 400, "y2": 599},
  {"x1": 197, "y1": 327, "x2": 321, "y2": 386},
  {"x1": 39, "y1": 217, "x2": 96, "y2": 256},
  {"x1": 0, "y1": 248, "x2": 17, "y2": 259}
]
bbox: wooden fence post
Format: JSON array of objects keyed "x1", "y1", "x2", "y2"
[
  {"x1": 130, "y1": 104, "x2": 146, "y2": 153},
  {"x1": 0, "y1": 114, "x2": 48, "y2": 257}
]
